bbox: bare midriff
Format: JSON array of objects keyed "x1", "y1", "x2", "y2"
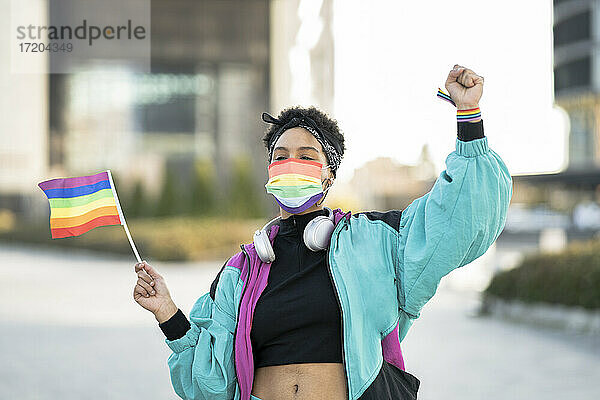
[{"x1": 251, "y1": 363, "x2": 347, "y2": 400}]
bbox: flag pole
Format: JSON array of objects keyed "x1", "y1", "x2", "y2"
[{"x1": 106, "y1": 169, "x2": 142, "y2": 263}]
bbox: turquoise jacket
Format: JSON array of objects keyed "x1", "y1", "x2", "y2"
[{"x1": 161, "y1": 134, "x2": 513, "y2": 399}]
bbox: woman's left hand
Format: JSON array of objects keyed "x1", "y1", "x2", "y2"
[{"x1": 444, "y1": 64, "x2": 484, "y2": 109}]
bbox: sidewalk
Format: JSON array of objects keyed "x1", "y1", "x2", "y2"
[
  {"x1": 401, "y1": 286, "x2": 600, "y2": 400},
  {"x1": 1, "y1": 243, "x2": 598, "y2": 399}
]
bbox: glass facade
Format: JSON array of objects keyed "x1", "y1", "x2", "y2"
[
  {"x1": 554, "y1": 56, "x2": 591, "y2": 92},
  {"x1": 553, "y1": 10, "x2": 590, "y2": 47},
  {"x1": 568, "y1": 108, "x2": 595, "y2": 168}
]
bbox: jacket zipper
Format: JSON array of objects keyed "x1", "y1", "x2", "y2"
[
  {"x1": 233, "y1": 244, "x2": 251, "y2": 399},
  {"x1": 296, "y1": 217, "x2": 304, "y2": 270},
  {"x1": 326, "y1": 215, "x2": 350, "y2": 400}
]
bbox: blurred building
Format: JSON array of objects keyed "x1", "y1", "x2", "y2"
[
  {"x1": 49, "y1": 0, "x2": 271, "y2": 210},
  {"x1": 511, "y1": 0, "x2": 600, "y2": 216},
  {"x1": 553, "y1": 0, "x2": 600, "y2": 169},
  {"x1": 0, "y1": 0, "x2": 335, "y2": 220},
  {"x1": 346, "y1": 144, "x2": 437, "y2": 210},
  {"x1": 0, "y1": 0, "x2": 48, "y2": 222},
  {"x1": 270, "y1": 0, "x2": 334, "y2": 114}
]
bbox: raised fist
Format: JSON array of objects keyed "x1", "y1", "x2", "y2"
[{"x1": 444, "y1": 64, "x2": 484, "y2": 109}]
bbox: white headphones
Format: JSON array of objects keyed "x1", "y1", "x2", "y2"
[{"x1": 253, "y1": 206, "x2": 336, "y2": 263}]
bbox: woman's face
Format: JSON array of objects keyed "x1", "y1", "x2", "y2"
[{"x1": 270, "y1": 127, "x2": 334, "y2": 187}]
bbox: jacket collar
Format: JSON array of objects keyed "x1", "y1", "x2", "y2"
[
  {"x1": 269, "y1": 208, "x2": 350, "y2": 240},
  {"x1": 241, "y1": 208, "x2": 351, "y2": 261},
  {"x1": 277, "y1": 209, "x2": 327, "y2": 236}
]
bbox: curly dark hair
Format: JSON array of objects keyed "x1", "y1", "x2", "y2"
[{"x1": 261, "y1": 105, "x2": 346, "y2": 176}]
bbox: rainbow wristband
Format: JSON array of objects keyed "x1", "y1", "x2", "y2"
[
  {"x1": 457, "y1": 107, "x2": 481, "y2": 122},
  {"x1": 437, "y1": 87, "x2": 482, "y2": 122}
]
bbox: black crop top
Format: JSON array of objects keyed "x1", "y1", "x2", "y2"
[
  {"x1": 157, "y1": 208, "x2": 343, "y2": 368},
  {"x1": 250, "y1": 209, "x2": 343, "y2": 367}
]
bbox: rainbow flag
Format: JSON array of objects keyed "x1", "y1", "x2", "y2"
[{"x1": 38, "y1": 170, "x2": 125, "y2": 239}]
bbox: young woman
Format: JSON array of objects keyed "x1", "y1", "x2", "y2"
[{"x1": 132, "y1": 64, "x2": 513, "y2": 400}]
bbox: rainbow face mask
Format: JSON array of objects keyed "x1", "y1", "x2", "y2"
[{"x1": 265, "y1": 158, "x2": 330, "y2": 214}]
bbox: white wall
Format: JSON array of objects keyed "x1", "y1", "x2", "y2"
[{"x1": 0, "y1": 0, "x2": 48, "y2": 197}]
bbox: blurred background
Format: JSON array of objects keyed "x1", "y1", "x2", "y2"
[{"x1": 1, "y1": 0, "x2": 599, "y2": 399}]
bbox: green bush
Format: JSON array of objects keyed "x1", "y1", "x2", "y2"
[
  {"x1": 189, "y1": 160, "x2": 216, "y2": 216},
  {"x1": 0, "y1": 216, "x2": 264, "y2": 262},
  {"x1": 124, "y1": 179, "x2": 148, "y2": 218},
  {"x1": 484, "y1": 238, "x2": 600, "y2": 310},
  {"x1": 227, "y1": 156, "x2": 264, "y2": 218},
  {"x1": 155, "y1": 168, "x2": 180, "y2": 217}
]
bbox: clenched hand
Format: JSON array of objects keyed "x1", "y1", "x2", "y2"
[
  {"x1": 133, "y1": 261, "x2": 178, "y2": 323},
  {"x1": 444, "y1": 64, "x2": 484, "y2": 110}
]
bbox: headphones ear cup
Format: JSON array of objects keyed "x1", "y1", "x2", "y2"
[
  {"x1": 303, "y1": 207, "x2": 335, "y2": 251},
  {"x1": 254, "y1": 229, "x2": 275, "y2": 263},
  {"x1": 253, "y1": 215, "x2": 281, "y2": 263}
]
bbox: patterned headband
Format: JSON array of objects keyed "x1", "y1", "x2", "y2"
[{"x1": 262, "y1": 111, "x2": 343, "y2": 174}]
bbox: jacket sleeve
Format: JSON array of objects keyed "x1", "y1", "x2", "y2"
[
  {"x1": 161, "y1": 259, "x2": 239, "y2": 400},
  {"x1": 396, "y1": 122, "x2": 512, "y2": 330}
]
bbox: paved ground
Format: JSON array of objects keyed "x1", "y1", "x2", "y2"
[
  {"x1": 0, "y1": 243, "x2": 598, "y2": 399},
  {"x1": 402, "y1": 288, "x2": 600, "y2": 400}
]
